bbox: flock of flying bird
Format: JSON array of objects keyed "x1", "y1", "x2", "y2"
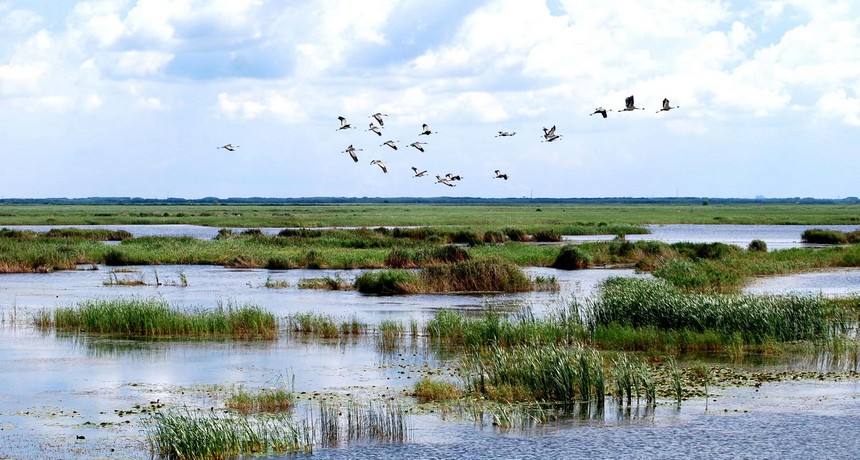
[{"x1": 217, "y1": 95, "x2": 678, "y2": 187}]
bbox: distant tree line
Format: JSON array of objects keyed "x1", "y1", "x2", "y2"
[{"x1": 0, "y1": 196, "x2": 856, "y2": 206}]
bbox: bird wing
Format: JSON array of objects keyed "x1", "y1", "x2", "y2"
[
  {"x1": 626, "y1": 96, "x2": 634, "y2": 109},
  {"x1": 663, "y1": 98, "x2": 670, "y2": 110},
  {"x1": 547, "y1": 125, "x2": 556, "y2": 136}
]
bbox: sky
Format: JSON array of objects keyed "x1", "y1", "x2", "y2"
[{"x1": 0, "y1": 0, "x2": 858, "y2": 199}]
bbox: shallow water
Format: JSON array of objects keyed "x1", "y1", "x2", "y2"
[
  {"x1": 1, "y1": 223, "x2": 860, "y2": 458},
  {"x1": 743, "y1": 268, "x2": 860, "y2": 297},
  {"x1": 5, "y1": 223, "x2": 859, "y2": 249},
  {"x1": 563, "y1": 223, "x2": 860, "y2": 249}
]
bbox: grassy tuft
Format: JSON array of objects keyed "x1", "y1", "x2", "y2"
[
  {"x1": 226, "y1": 388, "x2": 294, "y2": 413},
  {"x1": 40, "y1": 298, "x2": 278, "y2": 339},
  {"x1": 414, "y1": 378, "x2": 460, "y2": 401}
]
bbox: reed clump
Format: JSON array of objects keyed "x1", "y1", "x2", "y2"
[
  {"x1": 227, "y1": 388, "x2": 295, "y2": 413},
  {"x1": 418, "y1": 258, "x2": 532, "y2": 293},
  {"x1": 552, "y1": 245, "x2": 592, "y2": 270},
  {"x1": 801, "y1": 228, "x2": 860, "y2": 244},
  {"x1": 461, "y1": 344, "x2": 605, "y2": 405},
  {"x1": 145, "y1": 408, "x2": 313, "y2": 458},
  {"x1": 319, "y1": 400, "x2": 411, "y2": 447},
  {"x1": 425, "y1": 307, "x2": 584, "y2": 348},
  {"x1": 589, "y1": 277, "x2": 848, "y2": 345},
  {"x1": 297, "y1": 275, "x2": 352, "y2": 290},
  {"x1": 354, "y1": 270, "x2": 420, "y2": 295},
  {"x1": 41, "y1": 298, "x2": 278, "y2": 339},
  {"x1": 288, "y1": 312, "x2": 341, "y2": 338},
  {"x1": 413, "y1": 378, "x2": 460, "y2": 401}
]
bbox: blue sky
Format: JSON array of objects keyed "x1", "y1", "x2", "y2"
[{"x1": 0, "y1": 0, "x2": 857, "y2": 199}]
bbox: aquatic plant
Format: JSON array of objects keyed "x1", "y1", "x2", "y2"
[
  {"x1": 379, "y1": 319, "x2": 404, "y2": 350},
  {"x1": 319, "y1": 400, "x2": 411, "y2": 447},
  {"x1": 354, "y1": 270, "x2": 419, "y2": 295},
  {"x1": 413, "y1": 378, "x2": 460, "y2": 401},
  {"x1": 288, "y1": 312, "x2": 340, "y2": 338},
  {"x1": 589, "y1": 277, "x2": 846, "y2": 344},
  {"x1": 264, "y1": 276, "x2": 290, "y2": 289},
  {"x1": 747, "y1": 239, "x2": 768, "y2": 252},
  {"x1": 297, "y1": 275, "x2": 352, "y2": 290},
  {"x1": 145, "y1": 408, "x2": 313, "y2": 458},
  {"x1": 610, "y1": 353, "x2": 656, "y2": 406},
  {"x1": 801, "y1": 228, "x2": 860, "y2": 244},
  {"x1": 461, "y1": 343, "x2": 606, "y2": 405},
  {"x1": 227, "y1": 387, "x2": 295, "y2": 413},
  {"x1": 418, "y1": 258, "x2": 532, "y2": 293},
  {"x1": 42, "y1": 298, "x2": 278, "y2": 339},
  {"x1": 552, "y1": 245, "x2": 592, "y2": 270}
]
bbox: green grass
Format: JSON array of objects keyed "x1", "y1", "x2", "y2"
[
  {"x1": 145, "y1": 408, "x2": 312, "y2": 458},
  {"x1": 413, "y1": 378, "x2": 460, "y2": 401},
  {"x1": 802, "y1": 228, "x2": 860, "y2": 244},
  {"x1": 461, "y1": 344, "x2": 606, "y2": 405},
  {"x1": 40, "y1": 298, "x2": 278, "y2": 339},
  {"x1": 425, "y1": 306, "x2": 584, "y2": 348},
  {"x1": 589, "y1": 277, "x2": 853, "y2": 345},
  {"x1": 226, "y1": 388, "x2": 295, "y2": 413},
  {"x1": 297, "y1": 275, "x2": 352, "y2": 290}
]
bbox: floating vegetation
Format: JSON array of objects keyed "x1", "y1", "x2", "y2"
[
  {"x1": 39, "y1": 298, "x2": 278, "y2": 339},
  {"x1": 297, "y1": 274, "x2": 352, "y2": 290},
  {"x1": 264, "y1": 276, "x2": 290, "y2": 289},
  {"x1": 103, "y1": 270, "x2": 147, "y2": 286},
  {"x1": 145, "y1": 408, "x2": 313, "y2": 458}
]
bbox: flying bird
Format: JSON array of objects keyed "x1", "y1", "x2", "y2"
[
  {"x1": 495, "y1": 131, "x2": 516, "y2": 137},
  {"x1": 381, "y1": 140, "x2": 398, "y2": 150},
  {"x1": 541, "y1": 125, "x2": 562, "y2": 142},
  {"x1": 419, "y1": 123, "x2": 436, "y2": 136},
  {"x1": 619, "y1": 95, "x2": 644, "y2": 112},
  {"x1": 408, "y1": 141, "x2": 428, "y2": 152},
  {"x1": 366, "y1": 123, "x2": 382, "y2": 136},
  {"x1": 370, "y1": 159, "x2": 388, "y2": 173},
  {"x1": 435, "y1": 175, "x2": 456, "y2": 187},
  {"x1": 590, "y1": 107, "x2": 611, "y2": 118},
  {"x1": 656, "y1": 98, "x2": 679, "y2": 113},
  {"x1": 370, "y1": 113, "x2": 388, "y2": 127},
  {"x1": 494, "y1": 170, "x2": 508, "y2": 180},
  {"x1": 411, "y1": 166, "x2": 427, "y2": 177},
  {"x1": 217, "y1": 144, "x2": 239, "y2": 151},
  {"x1": 444, "y1": 173, "x2": 462, "y2": 181},
  {"x1": 343, "y1": 144, "x2": 362, "y2": 162},
  {"x1": 337, "y1": 116, "x2": 355, "y2": 130}
]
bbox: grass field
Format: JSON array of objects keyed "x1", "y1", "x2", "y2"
[{"x1": 0, "y1": 203, "x2": 858, "y2": 227}]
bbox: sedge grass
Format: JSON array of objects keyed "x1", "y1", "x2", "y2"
[
  {"x1": 589, "y1": 277, "x2": 851, "y2": 345},
  {"x1": 145, "y1": 408, "x2": 313, "y2": 458},
  {"x1": 226, "y1": 387, "x2": 295, "y2": 413},
  {"x1": 462, "y1": 344, "x2": 606, "y2": 405},
  {"x1": 39, "y1": 298, "x2": 278, "y2": 339},
  {"x1": 413, "y1": 378, "x2": 460, "y2": 401}
]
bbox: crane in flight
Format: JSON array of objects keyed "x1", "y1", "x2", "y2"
[
  {"x1": 408, "y1": 141, "x2": 428, "y2": 152},
  {"x1": 419, "y1": 123, "x2": 436, "y2": 136},
  {"x1": 381, "y1": 140, "x2": 398, "y2": 150},
  {"x1": 343, "y1": 144, "x2": 362, "y2": 162},
  {"x1": 370, "y1": 159, "x2": 388, "y2": 173},
  {"x1": 411, "y1": 166, "x2": 427, "y2": 177},
  {"x1": 495, "y1": 131, "x2": 516, "y2": 137},
  {"x1": 590, "y1": 107, "x2": 611, "y2": 118},
  {"x1": 656, "y1": 98, "x2": 679, "y2": 113},
  {"x1": 494, "y1": 170, "x2": 508, "y2": 180},
  {"x1": 370, "y1": 112, "x2": 388, "y2": 126},
  {"x1": 618, "y1": 95, "x2": 644, "y2": 112},
  {"x1": 337, "y1": 116, "x2": 355, "y2": 130},
  {"x1": 366, "y1": 123, "x2": 382, "y2": 136},
  {"x1": 217, "y1": 144, "x2": 239, "y2": 151}
]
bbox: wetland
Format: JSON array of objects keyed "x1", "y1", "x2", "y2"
[{"x1": 1, "y1": 203, "x2": 859, "y2": 459}]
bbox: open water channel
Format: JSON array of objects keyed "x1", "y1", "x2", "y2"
[{"x1": 0, "y1": 224, "x2": 858, "y2": 458}]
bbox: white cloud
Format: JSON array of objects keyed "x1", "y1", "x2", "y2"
[
  {"x1": 112, "y1": 50, "x2": 174, "y2": 76},
  {"x1": 217, "y1": 91, "x2": 307, "y2": 123},
  {"x1": 816, "y1": 89, "x2": 860, "y2": 125}
]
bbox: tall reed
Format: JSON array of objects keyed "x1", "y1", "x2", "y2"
[
  {"x1": 461, "y1": 344, "x2": 605, "y2": 405},
  {"x1": 42, "y1": 298, "x2": 278, "y2": 339},
  {"x1": 589, "y1": 277, "x2": 847, "y2": 344},
  {"x1": 145, "y1": 408, "x2": 313, "y2": 458}
]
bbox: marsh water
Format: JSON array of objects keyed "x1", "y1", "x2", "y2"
[{"x1": 1, "y1": 224, "x2": 859, "y2": 458}]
